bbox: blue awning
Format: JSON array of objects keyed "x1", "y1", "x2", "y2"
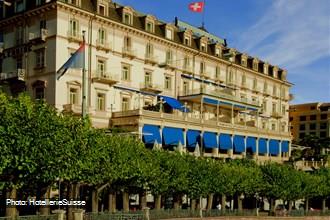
[
  {"x1": 246, "y1": 136, "x2": 257, "y2": 153},
  {"x1": 219, "y1": 133, "x2": 232, "y2": 150},
  {"x1": 281, "y1": 141, "x2": 289, "y2": 153},
  {"x1": 258, "y1": 138, "x2": 268, "y2": 154},
  {"x1": 269, "y1": 139, "x2": 280, "y2": 155},
  {"x1": 142, "y1": 124, "x2": 161, "y2": 144},
  {"x1": 203, "y1": 97, "x2": 219, "y2": 105},
  {"x1": 162, "y1": 127, "x2": 184, "y2": 145},
  {"x1": 160, "y1": 96, "x2": 189, "y2": 112},
  {"x1": 203, "y1": 131, "x2": 218, "y2": 148},
  {"x1": 186, "y1": 130, "x2": 201, "y2": 148},
  {"x1": 233, "y1": 135, "x2": 245, "y2": 153}
]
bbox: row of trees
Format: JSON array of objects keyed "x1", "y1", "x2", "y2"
[{"x1": 0, "y1": 94, "x2": 330, "y2": 218}]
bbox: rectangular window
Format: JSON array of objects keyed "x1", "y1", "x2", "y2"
[
  {"x1": 69, "y1": 19, "x2": 79, "y2": 36},
  {"x1": 35, "y1": 87, "x2": 44, "y2": 100},
  {"x1": 99, "y1": 5, "x2": 105, "y2": 16},
  {"x1": 40, "y1": 20, "x2": 46, "y2": 30},
  {"x1": 216, "y1": 66, "x2": 221, "y2": 79},
  {"x1": 144, "y1": 72, "x2": 152, "y2": 85},
  {"x1": 124, "y1": 36, "x2": 131, "y2": 49},
  {"x1": 146, "y1": 43, "x2": 153, "y2": 57},
  {"x1": 299, "y1": 133, "x2": 305, "y2": 139},
  {"x1": 97, "y1": 93, "x2": 105, "y2": 111},
  {"x1": 320, "y1": 114, "x2": 327, "y2": 120},
  {"x1": 262, "y1": 100, "x2": 267, "y2": 112},
  {"x1": 200, "y1": 62, "x2": 205, "y2": 74},
  {"x1": 200, "y1": 43, "x2": 206, "y2": 52},
  {"x1": 310, "y1": 115, "x2": 316, "y2": 120},
  {"x1": 320, "y1": 122, "x2": 327, "y2": 129},
  {"x1": 184, "y1": 37, "x2": 190, "y2": 46},
  {"x1": 215, "y1": 48, "x2": 221, "y2": 57},
  {"x1": 273, "y1": 85, "x2": 277, "y2": 96},
  {"x1": 97, "y1": 60, "x2": 105, "y2": 77},
  {"x1": 70, "y1": 88, "x2": 78, "y2": 105},
  {"x1": 122, "y1": 97, "x2": 130, "y2": 111},
  {"x1": 166, "y1": 50, "x2": 172, "y2": 63},
  {"x1": 299, "y1": 124, "x2": 305, "y2": 130},
  {"x1": 166, "y1": 29, "x2": 173, "y2": 40},
  {"x1": 253, "y1": 78, "x2": 257, "y2": 90},
  {"x1": 263, "y1": 82, "x2": 268, "y2": 94},
  {"x1": 16, "y1": 56, "x2": 23, "y2": 69},
  {"x1": 241, "y1": 75, "x2": 246, "y2": 86},
  {"x1": 121, "y1": 65, "x2": 130, "y2": 81},
  {"x1": 271, "y1": 123, "x2": 276, "y2": 131},
  {"x1": 164, "y1": 76, "x2": 171, "y2": 90},
  {"x1": 272, "y1": 103, "x2": 277, "y2": 113},
  {"x1": 309, "y1": 123, "x2": 316, "y2": 130},
  {"x1": 146, "y1": 22, "x2": 154, "y2": 33},
  {"x1": 123, "y1": 13, "x2": 132, "y2": 25},
  {"x1": 16, "y1": 26, "x2": 24, "y2": 45},
  {"x1": 282, "y1": 105, "x2": 286, "y2": 115},
  {"x1": 35, "y1": 49, "x2": 45, "y2": 68},
  {"x1": 300, "y1": 116, "x2": 307, "y2": 121},
  {"x1": 262, "y1": 122, "x2": 266, "y2": 129},
  {"x1": 183, "y1": 56, "x2": 190, "y2": 69},
  {"x1": 320, "y1": 131, "x2": 327, "y2": 137},
  {"x1": 183, "y1": 81, "x2": 189, "y2": 95},
  {"x1": 98, "y1": 28, "x2": 106, "y2": 45}
]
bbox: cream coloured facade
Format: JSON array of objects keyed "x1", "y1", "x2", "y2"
[{"x1": 0, "y1": 0, "x2": 292, "y2": 162}]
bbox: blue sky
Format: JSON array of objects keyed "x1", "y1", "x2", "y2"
[{"x1": 115, "y1": 0, "x2": 330, "y2": 104}]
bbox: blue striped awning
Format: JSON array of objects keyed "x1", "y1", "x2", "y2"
[
  {"x1": 269, "y1": 139, "x2": 280, "y2": 155},
  {"x1": 203, "y1": 132, "x2": 218, "y2": 148},
  {"x1": 219, "y1": 133, "x2": 232, "y2": 150},
  {"x1": 281, "y1": 141, "x2": 289, "y2": 153},
  {"x1": 162, "y1": 127, "x2": 184, "y2": 145},
  {"x1": 233, "y1": 135, "x2": 245, "y2": 153},
  {"x1": 258, "y1": 138, "x2": 268, "y2": 154},
  {"x1": 246, "y1": 137, "x2": 257, "y2": 153},
  {"x1": 159, "y1": 96, "x2": 189, "y2": 112},
  {"x1": 142, "y1": 124, "x2": 161, "y2": 144},
  {"x1": 202, "y1": 97, "x2": 257, "y2": 111},
  {"x1": 186, "y1": 130, "x2": 201, "y2": 148}
]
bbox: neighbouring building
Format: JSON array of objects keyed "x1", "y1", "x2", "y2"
[
  {"x1": 290, "y1": 102, "x2": 330, "y2": 141},
  {"x1": 0, "y1": 0, "x2": 292, "y2": 162}
]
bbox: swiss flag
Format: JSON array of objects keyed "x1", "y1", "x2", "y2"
[{"x1": 188, "y1": 2, "x2": 204, "y2": 13}]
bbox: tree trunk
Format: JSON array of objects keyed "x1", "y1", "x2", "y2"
[
  {"x1": 155, "y1": 195, "x2": 162, "y2": 210},
  {"x1": 39, "y1": 186, "x2": 51, "y2": 215},
  {"x1": 6, "y1": 188, "x2": 17, "y2": 218},
  {"x1": 269, "y1": 198, "x2": 275, "y2": 215},
  {"x1": 108, "y1": 192, "x2": 116, "y2": 213},
  {"x1": 140, "y1": 191, "x2": 147, "y2": 209},
  {"x1": 123, "y1": 191, "x2": 129, "y2": 212},
  {"x1": 322, "y1": 199, "x2": 326, "y2": 212},
  {"x1": 67, "y1": 184, "x2": 74, "y2": 220},
  {"x1": 173, "y1": 194, "x2": 181, "y2": 210},
  {"x1": 92, "y1": 189, "x2": 98, "y2": 213},
  {"x1": 237, "y1": 195, "x2": 243, "y2": 212},
  {"x1": 288, "y1": 200, "x2": 293, "y2": 212},
  {"x1": 191, "y1": 199, "x2": 196, "y2": 211},
  {"x1": 305, "y1": 198, "x2": 309, "y2": 211},
  {"x1": 207, "y1": 193, "x2": 213, "y2": 210},
  {"x1": 221, "y1": 195, "x2": 226, "y2": 210}
]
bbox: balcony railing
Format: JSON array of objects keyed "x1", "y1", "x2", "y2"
[
  {"x1": 144, "y1": 54, "x2": 158, "y2": 65},
  {"x1": 140, "y1": 82, "x2": 162, "y2": 94},
  {"x1": 92, "y1": 71, "x2": 119, "y2": 85},
  {"x1": 67, "y1": 30, "x2": 83, "y2": 42},
  {"x1": 0, "y1": 69, "x2": 25, "y2": 81},
  {"x1": 29, "y1": 28, "x2": 48, "y2": 43},
  {"x1": 96, "y1": 39, "x2": 111, "y2": 52},
  {"x1": 122, "y1": 46, "x2": 136, "y2": 59},
  {"x1": 182, "y1": 65, "x2": 193, "y2": 74},
  {"x1": 199, "y1": 70, "x2": 210, "y2": 79},
  {"x1": 180, "y1": 87, "x2": 260, "y2": 107},
  {"x1": 271, "y1": 112, "x2": 283, "y2": 119}
]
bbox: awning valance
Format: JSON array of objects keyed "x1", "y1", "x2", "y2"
[
  {"x1": 160, "y1": 95, "x2": 189, "y2": 112},
  {"x1": 186, "y1": 130, "x2": 201, "y2": 148},
  {"x1": 203, "y1": 131, "x2": 218, "y2": 148},
  {"x1": 142, "y1": 124, "x2": 161, "y2": 144},
  {"x1": 269, "y1": 139, "x2": 280, "y2": 155},
  {"x1": 258, "y1": 138, "x2": 268, "y2": 154},
  {"x1": 233, "y1": 135, "x2": 245, "y2": 153},
  {"x1": 162, "y1": 127, "x2": 184, "y2": 145},
  {"x1": 246, "y1": 136, "x2": 257, "y2": 153},
  {"x1": 281, "y1": 141, "x2": 289, "y2": 153},
  {"x1": 219, "y1": 133, "x2": 232, "y2": 150}
]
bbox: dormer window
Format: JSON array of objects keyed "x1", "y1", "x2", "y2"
[
  {"x1": 253, "y1": 61, "x2": 258, "y2": 71},
  {"x1": 166, "y1": 28, "x2": 173, "y2": 40},
  {"x1": 263, "y1": 64, "x2": 268, "y2": 74},
  {"x1": 200, "y1": 43, "x2": 206, "y2": 52},
  {"x1": 146, "y1": 21, "x2": 154, "y2": 33},
  {"x1": 98, "y1": 4, "x2": 105, "y2": 16},
  {"x1": 123, "y1": 13, "x2": 132, "y2": 25},
  {"x1": 215, "y1": 48, "x2": 221, "y2": 57},
  {"x1": 241, "y1": 59, "x2": 246, "y2": 67},
  {"x1": 184, "y1": 37, "x2": 191, "y2": 46}
]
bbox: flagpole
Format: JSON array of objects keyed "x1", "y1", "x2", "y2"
[
  {"x1": 202, "y1": 0, "x2": 206, "y2": 28},
  {"x1": 82, "y1": 31, "x2": 87, "y2": 119}
]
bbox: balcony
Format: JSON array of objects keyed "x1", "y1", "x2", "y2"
[
  {"x1": 92, "y1": 71, "x2": 119, "y2": 85},
  {"x1": 263, "y1": 89, "x2": 271, "y2": 97},
  {"x1": 199, "y1": 70, "x2": 210, "y2": 79},
  {"x1": 122, "y1": 46, "x2": 136, "y2": 59},
  {"x1": 140, "y1": 82, "x2": 163, "y2": 94},
  {"x1": 96, "y1": 39, "x2": 111, "y2": 52},
  {"x1": 240, "y1": 83, "x2": 249, "y2": 90},
  {"x1": 159, "y1": 60, "x2": 176, "y2": 70},
  {"x1": 271, "y1": 112, "x2": 283, "y2": 119},
  {"x1": 29, "y1": 29, "x2": 48, "y2": 44},
  {"x1": 0, "y1": 69, "x2": 26, "y2": 81},
  {"x1": 110, "y1": 109, "x2": 291, "y2": 139},
  {"x1": 144, "y1": 54, "x2": 158, "y2": 65},
  {"x1": 63, "y1": 104, "x2": 82, "y2": 115},
  {"x1": 182, "y1": 65, "x2": 193, "y2": 75},
  {"x1": 67, "y1": 30, "x2": 83, "y2": 43}
]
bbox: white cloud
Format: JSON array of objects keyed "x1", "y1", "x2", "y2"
[{"x1": 236, "y1": 0, "x2": 330, "y2": 71}]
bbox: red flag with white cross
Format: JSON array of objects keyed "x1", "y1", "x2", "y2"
[{"x1": 188, "y1": 1, "x2": 204, "y2": 13}]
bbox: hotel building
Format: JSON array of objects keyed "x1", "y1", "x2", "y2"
[
  {"x1": 0, "y1": 0, "x2": 292, "y2": 162},
  {"x1": 290, "y1": 103, "x2": 330, "y2": 141}
]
